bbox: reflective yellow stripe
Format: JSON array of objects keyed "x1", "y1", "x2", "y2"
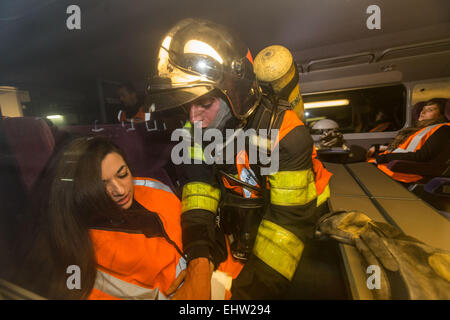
[
  {"x1": 189, "y1": 145, "x2": 205, "y2": 162},
  {"x1": 316, "y1": 184, "x2": 330, "y2": 207},
  {"x1": 184, "y1": 121, "x2": 192, "y2": 129},
  {"x1": 182, "y1": 182, "x2": 221, "y2": 213},
  {"x1": 269, "y1": 170, "x2": 317, "y2": 206},
  {"x1": 182, "y1": 121, "x2": 205, "y2": 162},
  {"x1": 253, "y1": 220, "x2": 304, "y2": 280}
]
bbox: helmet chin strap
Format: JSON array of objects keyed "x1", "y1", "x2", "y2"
[{"x1": 206, "y1": 97, "x2": 233, "y2": 130}]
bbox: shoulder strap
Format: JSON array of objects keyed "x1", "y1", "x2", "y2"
[{"x1": 247, "y1": 95, "x2": 291, "y2": 131}]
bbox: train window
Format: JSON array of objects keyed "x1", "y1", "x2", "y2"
[
  {"x1": 304, "y1": 84, "x2": 407, "y2": 134},
  {"x1": 0, "y1": 84, "x2": 103, "y2": 126}
]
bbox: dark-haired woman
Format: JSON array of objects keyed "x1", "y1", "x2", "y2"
[
  {"x1": 11, "y1": 137, "x2": 241, "y2": 299},
  {"x1": 367, "y1": 98, "x2": 450, "y2": 183}
]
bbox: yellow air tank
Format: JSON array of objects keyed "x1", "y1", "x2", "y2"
[{"x1": 254, "y1": 45, "x2": 304, "y2": 120}]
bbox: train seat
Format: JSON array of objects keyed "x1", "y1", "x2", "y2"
[
  {"x1": 59, "y1": 122, "x2": 178, "y2": 193},
  {"x1": 2, "y1": 117, "x2": 55, "y2": 191}
]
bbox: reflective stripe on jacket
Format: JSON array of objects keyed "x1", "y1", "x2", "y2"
[
  {"x1": 222, "y1": 110, "x2": 332, "y2": 206},
  {"x1": 253, "y1": 110, "x2": 331, "y2": 280}
]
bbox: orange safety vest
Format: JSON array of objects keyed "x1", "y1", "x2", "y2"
[
  {"x1": 222, "y1": 110, "x2": 332, "y2": 199},
  {"x1": 88, "y1": 177, "x2": 183, "y2": 300},
  {"x1": 117, "y1": 106, "x2": 146, "y2": 123},
  {"x1": 88, "y1": 177, "x2": 242, "y2": 300},
  {"x1": 371, "y1": 123, "x2": 450, "y2": 183},
  {"x1": 370, "y1": 122, "x2": 392, "y2": 132}
]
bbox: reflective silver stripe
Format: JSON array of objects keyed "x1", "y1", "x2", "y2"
[
  {"x1": 393, "y1": 124, "x2": 441, "y2": 153},
  {"x1": 133, "y1": 179, "x2": 173, "y2": 194},
  {"x1": 176, "y1": 257, "x2": 187, "y2": 278},
  {"x1": 117, "y1": 110, "x2": 123, "y2": 122},
  {"x1": 162, "y1": 257, "x2": 188, "y2": 300},
  {"x1": 94, "y1": 269, "x2": 166, "y2": 300}
]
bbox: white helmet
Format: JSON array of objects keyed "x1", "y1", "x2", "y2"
[{"x1": 312, "y1": 119, "x2": 339, "y2": 131}]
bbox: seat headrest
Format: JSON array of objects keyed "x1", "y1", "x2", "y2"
[{"x1": 2, "y1": 117, "x2": 55, "y2": 190}]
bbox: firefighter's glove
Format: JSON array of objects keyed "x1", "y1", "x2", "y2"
[{"x1": 315, "y1": 211, "x2": 450, "y2": 299}]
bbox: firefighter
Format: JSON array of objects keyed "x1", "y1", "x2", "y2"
[
  {"x1": 116, "y1": 83, "x2": 146, "y2": 123},
  {"x1": 146, "y1": 18, "x2": 332, "y2": 299}
]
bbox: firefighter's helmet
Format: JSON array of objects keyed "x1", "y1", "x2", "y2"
[
  {"x1": 146, "y1": 18, "x2": 261, "y2": 121},
  {"x1": 312, "y1": 119, "x2": 339, "y2": 133}
]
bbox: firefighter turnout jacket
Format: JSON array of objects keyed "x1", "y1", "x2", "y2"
[{"x1": 179, "y1": 96, "x2": 332, "y2": 299}]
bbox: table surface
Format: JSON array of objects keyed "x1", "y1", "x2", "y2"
[{"x1": 324, "y1": 161, "x2": 449, "y2": 299}]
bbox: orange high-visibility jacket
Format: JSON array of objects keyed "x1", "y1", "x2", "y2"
[
  {"x1": 373, "y1": 123, "x2": 450, "y2": 183},
  {"x1": 117, "y1": 106, "x2": 146, "y2": 123},
  {"x1": 88, "y1": 177, "x2": 242, "y2": 300},
  {"x1": 88, "y1": 177, "x2": 184, "y2": 300}
]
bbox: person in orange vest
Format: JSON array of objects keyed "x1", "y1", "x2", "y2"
[
  {"x1": 116, "y1": 83, "x2": 147, "y2": 123},
  {"x1": 367, "y1": 98, "x2": 450, "y2": 183},
  {"x1": 10, "y1": 136, "x2": 242, "y2": 299},
  {"x1": 369, "y1": 111, "x2": 394, "y2": 132},
  {"x1": 145, "y1": 19, "x2": 333, "y2": 299}
]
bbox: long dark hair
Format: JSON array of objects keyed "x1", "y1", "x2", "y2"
[
  {"x1": 12, "y1": 137, "x2": 129, "y2": 299},
  {"x1": 388, "y1": 98, "x2": 448, "y2": 151}
]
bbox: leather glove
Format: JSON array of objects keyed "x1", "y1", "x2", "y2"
[
  {"x1": 315, "y1": 211, "x2": 450, "y2": 299},
  {"x1": 167, "y1": 257, "x2": 214, "y2": 300}
]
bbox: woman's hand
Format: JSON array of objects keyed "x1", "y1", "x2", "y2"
[
  {"x1": 167, "y1": 257, "x2": 214, "y2": 300},
  {"x1": 367, "y1": 145, "x2": 388, "y2": 158},
  {"x1": 367, "y1": 146, "x2": 376, "y2": 158}
]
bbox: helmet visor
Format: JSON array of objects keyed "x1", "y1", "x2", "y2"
[
  {"x1": 170, "y1": 52, "x2": 223, "y2": 83},
  {"x1": 145, "y1": 80, "x2": 214, "y2": 112}
]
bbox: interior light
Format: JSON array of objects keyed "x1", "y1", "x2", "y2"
[
  {"x1": 47, "y1": 115, "x2": 63, "y2": 119},
  {"x1": 304, "y1": 99, "x2": 350, "y2": 109},
  {"x1": 305, "y1": 116, "x2": 326, "y2": 122}
]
